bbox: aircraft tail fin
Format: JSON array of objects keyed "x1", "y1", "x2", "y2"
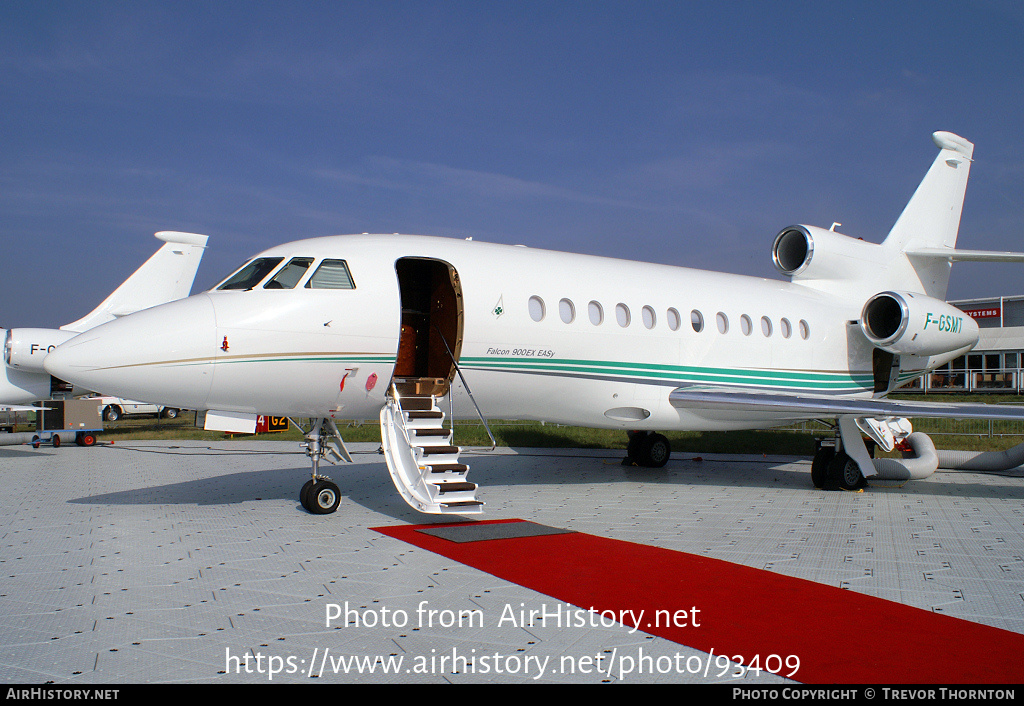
[
  {"x1": 60, "y1": 231, "x2": 208, "y2": 333},
  {"x1": 884, "y1": 132, "x2": 974, "y2": 254},
  {"x1": 881, "y1": 132, "x2": 974, "y2": 299},
  {"x1": 880, "y1": 132, "x2": 1024, "y2": 299}
]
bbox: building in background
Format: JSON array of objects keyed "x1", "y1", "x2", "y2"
[{"x1": 906, "y1": 295, "x2": 1024, "y2": 393}]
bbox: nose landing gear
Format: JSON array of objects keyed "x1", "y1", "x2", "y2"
[{"x1": 295, "y1": 418, "x2": 351, "y2": 514}]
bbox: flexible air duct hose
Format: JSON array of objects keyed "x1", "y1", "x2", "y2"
[
  {"x1": 935, "y1": 441, "x2": 1024, "y2": 472},
  {"x1": 871, "y1": 432, "x2": 939, "y2": 480},
  {"x1": 869, "y1": 433, "x2": 1024, "y2": 479}
]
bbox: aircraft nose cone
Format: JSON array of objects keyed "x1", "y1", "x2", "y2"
[{"x1": 44, "y1": 294, "x2": 217, "y2": 409}]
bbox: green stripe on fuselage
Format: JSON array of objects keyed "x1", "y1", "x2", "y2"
[{"x1": 461, "y1": 356, "x2": 873, "y2": 392}]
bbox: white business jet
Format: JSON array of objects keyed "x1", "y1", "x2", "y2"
[
  {"x1": 2, "y1": 231, "x2": 209, "y2": 407},
  {"x1": 43, "y1": 133, "x2": 1024, "y2": 515}
]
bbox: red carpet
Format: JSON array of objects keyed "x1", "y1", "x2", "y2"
[{"x1": 372, "y1": 519, "x2": 1024, "y2": 684}]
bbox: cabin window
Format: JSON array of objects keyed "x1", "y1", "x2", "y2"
[
  {"x1": 589, "y1": 301, "x2": 604, "y2": 325},
  {"x1": 799, "y1": 319, "x2": 810, "y2": 340},
  {"x1": 217, "y1": 257, "x2": 284, "y2": 290},
  {"x1": 529, "y1": 296, "x2": 546, "y2": 322},
  {"x1": 616, "y1": 303, "x2": 631, "y2": 328},
  {"x1": 559, "y1": 298, "x2": 575, "y2": 324},
  {"x1": 780, "y1": 318, "x2": 792, "y2": 339},
  {"x1": 691, "y1": 310, "x2": 704, "y2": 333},
  {"x1": 761, "y1": 316, "x2": 772, "y2": 337},
  {"x1": 716, "y1": 312, "x2": 729, "y2": 334},
  {"x1": 264, "y1": 257, "x2": 314, "y2": 289},
  {"x1": 666, "y1": 308, "x2": 681, "y2": 331},
  {"x1": 306, "y1": 259, "x2": 356, "y2": 289},
  {"x1": 642, "y1": 306, "x2": 656, "y2": 329},
  {"x1": 740, "y1": 314, "x2": 752, "y2": 336}
]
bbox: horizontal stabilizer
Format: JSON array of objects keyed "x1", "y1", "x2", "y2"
[
  {"x1": 669, "y1": 386, "x2": 1024, "y2": 422},
  {"x1": 906, "y1": 247, "x2": 1024, "y2": 263}
]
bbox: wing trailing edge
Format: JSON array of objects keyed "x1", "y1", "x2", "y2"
[{"x1": 668, "y1": 386, "x2": 1024, "y2": 422}]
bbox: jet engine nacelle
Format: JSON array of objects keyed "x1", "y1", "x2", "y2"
[
  {"x1": 860, "y1": 291, "x2": 978, "y2": 357},
  {"x1": 772, "y1": 224, "x2": 890, "y2": 282},
  {"x1": 4, "y1": 328, "x2": 78, "y2": 373}
]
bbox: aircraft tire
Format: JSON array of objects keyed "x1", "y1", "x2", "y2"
[
  {"x1": 308, "y1": 480, "x2": 341, "y2": 514},
  {"x1": 642, "y1": 433, "x2": 671, "y2": 468},
  {"x1": 811, "y1": 446, "x2": 835, "y2": 488},
  {"x1": 300, "y1": 479, "x2": 315, "y2": 510},
  {"x1": 826, "y1": 452, "x2": 865, "y2": 491},
  {"x1": 162, "y1": 408, "x2": 179, "y2": 419},
  {"x1": 104, "y1": 406, "x2": 121, "y2": 422},
  {"x1": 626, "y1": 431, "x2": 645, "y2": 463}
]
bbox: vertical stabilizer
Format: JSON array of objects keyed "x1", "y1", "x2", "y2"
[
  {"x1": 882, "y1": 132, "x2": 974, "y2": 299},
  {"x1": 60, "y1": 231, "x2": 208, "y2": 333}
]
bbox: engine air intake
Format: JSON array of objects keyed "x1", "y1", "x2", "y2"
[
  {"x1": 860, "y1": 291, "x2": 978, "y2": 357},
  {"x1": 772, "y1": 226, "x2": 812, "y2": 275}
]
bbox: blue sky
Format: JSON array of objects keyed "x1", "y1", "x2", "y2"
[{"x1": 2, "y1": 1, "x2": 1023, "y2": 328}]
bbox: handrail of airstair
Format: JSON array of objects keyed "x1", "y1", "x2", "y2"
[{"x1": 433, "y1": 325, "x2": 497, "y2": 451}]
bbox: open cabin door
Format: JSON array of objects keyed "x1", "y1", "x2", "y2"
[
  {"x1": 391, "y1": 258, "x2": 464, "y2": 396},
  {"x1": 380, "y1": 257, "x2": 481, "y2": 514}
]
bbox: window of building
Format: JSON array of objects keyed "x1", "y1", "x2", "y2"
[{"x1": 306, "y1": 259, "x2": 356, "y2": 289}]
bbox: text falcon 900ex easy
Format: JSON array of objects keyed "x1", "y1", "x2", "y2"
[{"x1": 43, "y1": 132, "x2": 1024, "y2": 514}]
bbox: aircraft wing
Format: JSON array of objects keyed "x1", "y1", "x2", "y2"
[{"x1": 668, "y1": 386, "x2": 1024, "y2": 421}]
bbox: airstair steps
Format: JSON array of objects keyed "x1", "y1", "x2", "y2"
[{"x1": 379, "y1": 392, "x2": 483, "y2": 514}]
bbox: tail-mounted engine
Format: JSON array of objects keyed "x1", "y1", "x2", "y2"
[
  {"x1": 4, "y1": 328, "x2": 78, "y2": 373},
  {"x1": 860, "y1": 291, "x2": 978, "y2": 357},
  {"x1": 772, "y1": 225, "x2": 890, "y2": 282}
]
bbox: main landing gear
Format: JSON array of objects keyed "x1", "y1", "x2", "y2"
[
  {"x1": 624, "y1": 431, "x2": 671, "y2": 468},
  {"x1": 811, "y1": 438, "x2": 869, "y2": 491},
  {"x1": 295, "y1": 418, "x2": 351, "y2": 514}
]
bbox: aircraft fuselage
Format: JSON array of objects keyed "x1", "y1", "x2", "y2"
[{"x1": 44, "y1": 233, "x2": 956, "y2": 432}]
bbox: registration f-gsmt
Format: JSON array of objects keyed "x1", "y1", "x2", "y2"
[{"x1": 44, "y1": 132, "x2": 1024, "y2": 514}]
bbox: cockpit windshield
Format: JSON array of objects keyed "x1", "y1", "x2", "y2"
[
  {"x1": 217, "y1": 257, "x2": 284, "y2": 290},
  {"x1": 263, "y1": 257, "x2": 314, "y2": 289}
]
